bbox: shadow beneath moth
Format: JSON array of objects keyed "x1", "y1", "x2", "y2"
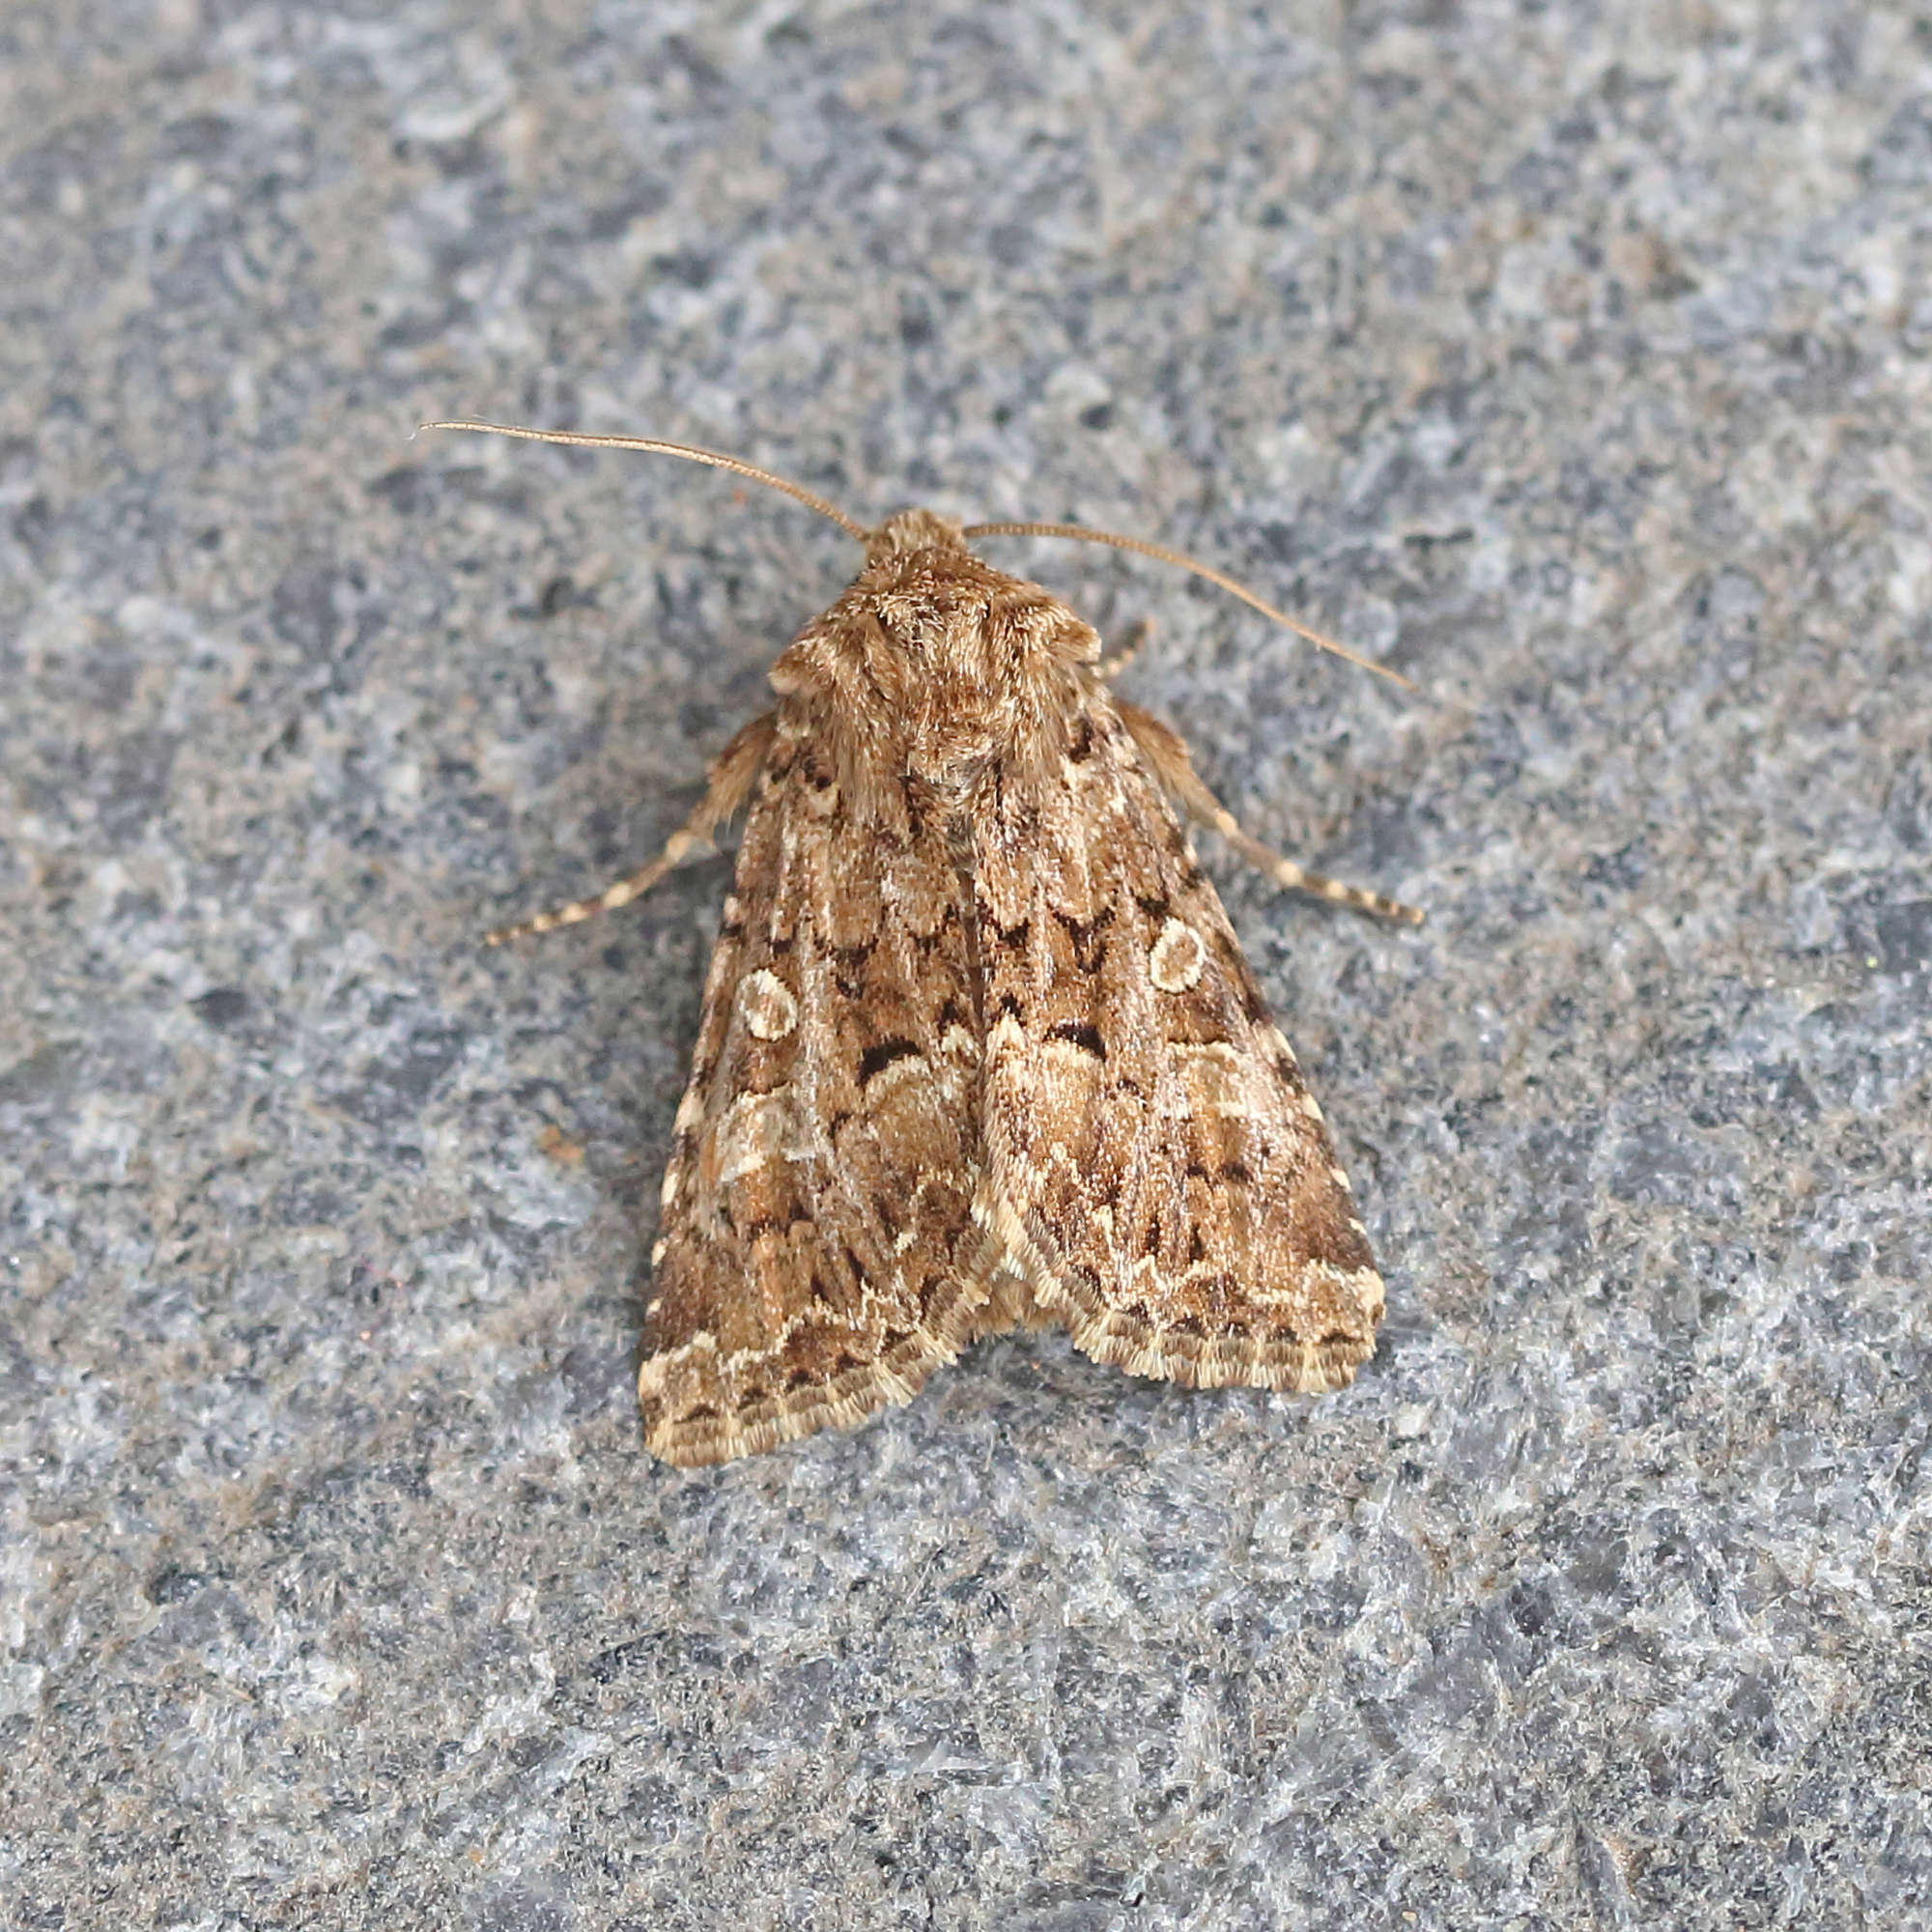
[{"x1": 424, "y1": 420, "x2": 1423, "y2": 1467}]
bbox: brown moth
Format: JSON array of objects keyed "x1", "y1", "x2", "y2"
[{"x1": 425, "y1": 421, "x2": 1422, "y2": 1467}]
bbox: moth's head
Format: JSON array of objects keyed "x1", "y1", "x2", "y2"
[
  {"x1": 768, "y1": 505, "x2": 1099, "y2": 796},
  {"x1": 842, "y1": 509, "x2": 1100, "y2": 703},
  {"x1": 864, "y1": 508, "x2": 969, "y2": 566}
]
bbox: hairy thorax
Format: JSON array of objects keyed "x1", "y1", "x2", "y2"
[{"x1": 767, "y1": 509, "x2": 1100, "y2": 812}]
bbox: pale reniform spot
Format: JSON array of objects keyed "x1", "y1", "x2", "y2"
[
  {"x1": 1149, "y1": 917, "x2": 1207, "y2": 993},
  {"x1": 716, "y1": 1092, "x2": 800, "y2": 1185},
  {"x1": 868, "y1": 1051, "x2": 931, "y2": 1098},
  {"x1": 739, "y1": 968, "x2": 799, "y2": 1040}
]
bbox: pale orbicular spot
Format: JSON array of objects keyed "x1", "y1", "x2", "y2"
[
  {"x1": 738, "y1": 967, "x2": 799, "y2": 1040},
  {"x1": 1149, "y1": 916, "x2": 1207, "y2": 993}
]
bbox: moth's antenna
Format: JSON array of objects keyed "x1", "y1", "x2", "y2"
[
  {"x1": 414, "y1": 419, "x2": 871, "y2": 544},
  {"x1": 960, "y1": 519, "x2": 1414, "y2": 691}
]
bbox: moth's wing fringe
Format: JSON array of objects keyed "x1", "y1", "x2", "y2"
[{"x1": 1037, "y1": 1283, "x2": 1381, "y2": 1392}]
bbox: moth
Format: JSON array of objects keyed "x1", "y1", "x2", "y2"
[{"x1": 425, "y1": 421, "x2": 1422, "y2": 1466}]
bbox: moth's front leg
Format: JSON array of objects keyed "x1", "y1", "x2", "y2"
[
  {"x1": 1114, "y1": 701, "x2": 1424, "y2": 925},
  {"x1": 485, "y1": 711, "x2": 778, "y2": 945},
  {"x1": 1094, "y1": 616, "x2": 1152, "y2": 681}
]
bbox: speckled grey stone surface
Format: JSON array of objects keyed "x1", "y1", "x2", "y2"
[{"x1": 4, "y1": 4, "x2": 1930, "y2": 1926}]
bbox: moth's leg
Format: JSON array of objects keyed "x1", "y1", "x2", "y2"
[
  {"x1": 1116, "y1": 701, "x2": 1424, "y2": 925},
  {"x1": 485, "y1": 711, "x2": 778, "y2": 945},
  {"x1": 1094, "y1": 617, "x2": 1152, "y2": 680}
]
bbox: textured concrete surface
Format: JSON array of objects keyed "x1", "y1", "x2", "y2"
[{"x1": 4, "y1": 3, "x2": 1930, "y2": 1926}]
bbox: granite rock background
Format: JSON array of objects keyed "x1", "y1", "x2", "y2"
[{"x1": 4, "y1": 3, "x2": 1930, "y2": 1926}]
